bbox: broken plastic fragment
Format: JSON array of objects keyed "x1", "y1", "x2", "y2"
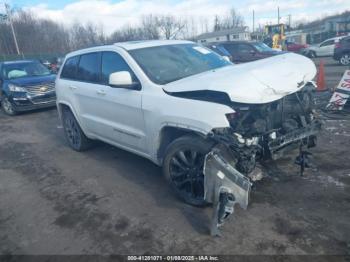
[{"x1": 204, "y1": 147, "x2": 252, "y2": 236}]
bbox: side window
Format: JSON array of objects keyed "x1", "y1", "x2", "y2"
[
  {"x1": 223, "y1": 44, "x2": 238, "y2": 55},
  {"x1": 61, "y1": 56, "x2": 79, "y2": 80},
  {"x1": 320, "y1": 40, "x2": 334, "y2": 47},
  {"x1": 238, "y1": 44, "x2": 255, "y2": 53},
  {"x1": 101, "y1": 51, "x2": 137, "y2": 84},
  {"x1": 77, "y1": 52, "x2": 100, "y2": 83}
]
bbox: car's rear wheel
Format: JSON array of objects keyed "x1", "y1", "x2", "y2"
[
  {"x1": 62, "y1": 109, "x2": 92, "y2": 151},
  {"x1": 340, "y1": 54, "x2": 350, "y2": 66},
  {"x1": 1, "y1": 96, "x2": 17, "y2": 116},
  {"x1": 163, "y1": 135, "x2": 214, "y2": 207}
]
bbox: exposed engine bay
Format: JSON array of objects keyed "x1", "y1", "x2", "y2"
[{"x1": 204, "y1": 84, "x2": 322, "y2": 236}]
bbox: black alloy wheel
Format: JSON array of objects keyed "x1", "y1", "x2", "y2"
[
  {"x1": 62, "y1": 109, "x2": 92, "y2": 151},
  {"x1": 163, "y1": 135, "x2": 213, "y2": 206}
]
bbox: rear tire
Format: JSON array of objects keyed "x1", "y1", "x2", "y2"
[
  {"x1": 339, "y1": 54, "x2": 350, "y2": 66},
  {"x1": 162, "y1": 135, "x2": 214, "y2": 207},
  {"x1": 62, "y1": 109, "x2": 92, "y2": 151},
  {"x1": 1, "y1": 96, "x2": 17, "y2": 116}
]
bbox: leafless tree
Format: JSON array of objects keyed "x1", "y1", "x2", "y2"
[
  {"x1": 141, "y1": 14, "x2": 160, "y2": 40},
  {"x1": 213, "y1": 8, "x2": 245, "y2": 31},
  {"x1": 155, "y1": 15, "x2": 186, "y2": 40}
]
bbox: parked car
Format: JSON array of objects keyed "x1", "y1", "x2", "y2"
[
  {"x1": 0, "y1": 60, "x2": 56, "y2": 115},
  {"x1": 304, "y1": 36, "x2": 344, "y2": 57},
  {"x1": 206, "y1": 41, "x2": 283, "y2": 63},
  {"x1": 55, "y1": 40, "x2": 320, "y2": 212},
  {"x1": 333, "y1": 35, "x2": 350, "y2": 65},
  {"x1": 285, "y1": 40, "x2": 308, "y2": 53}
]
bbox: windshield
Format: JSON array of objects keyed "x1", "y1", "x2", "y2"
[
  {"x1": 2, "y1": 62, "x2": 51, "y2": 80},
  {"x1": 252, "y1": 42, "x2": 274, "y2": 52},
  {"x1": 128, "y1": 44, "x2": 231, "y2": 85}
]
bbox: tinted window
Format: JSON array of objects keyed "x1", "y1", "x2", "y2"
[
  {"x1": 101, "y1": 52, "x2": 136, "y2": 84},
  {"x1": 238, "y1": 44, "x2": 255, "y2": 53},
  {"x1": 223, "y1": 44, "x2": 238, "y2": 55},
  {"x1": 77, "y1": 52, "x2": 100, "y2": 83},
  {"x1": 61, "y1": 56, "x2": 79, "y2": 80},
  {"x1": 251, "y1": 42, "x2": 273, "y2": 52}
]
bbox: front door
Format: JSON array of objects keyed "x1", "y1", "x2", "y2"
[
  {"x1": 317, "y1": 40, "x2": 335, "y2": 56},
  {"x1": 96, "y1": 51, "x2": 147, "y2": 153}
]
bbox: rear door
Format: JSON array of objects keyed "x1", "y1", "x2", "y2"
[{"x1": 72, "y1": 52, "x2": 104, "y2": 135}]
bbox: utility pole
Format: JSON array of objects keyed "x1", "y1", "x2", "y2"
[
  {"x1": 277, "y1": 6, "x2": 280, "y2": 24},
  {"x1": 288, "y1": 14, "x2": 292, "y2": 28},
  {"x1": 252, "y1": 10, "x2": 255, "y2": 33},
  {"x1": 5, "y1": 3, "x2": 20, "y2": 55}
]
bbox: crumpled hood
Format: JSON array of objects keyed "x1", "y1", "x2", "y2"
[{"x1": 163, "y1": 53, "x2": 317, "y2": 104}]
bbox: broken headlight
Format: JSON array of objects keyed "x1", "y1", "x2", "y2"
[{"x1": 8, "y1": 83, "x2": 26, "y2": 92}]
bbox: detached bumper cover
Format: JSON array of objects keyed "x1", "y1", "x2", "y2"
[{"x1": 204, "y1": 146, "x2": 251, "y2": 236}]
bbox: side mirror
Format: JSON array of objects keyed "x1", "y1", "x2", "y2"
[
  {"x1": 222, "y1": 56, "x2": 231, "y2": 62},
  {"x1": 109, "y1": 71, "x2": 138, "y2": 89}
]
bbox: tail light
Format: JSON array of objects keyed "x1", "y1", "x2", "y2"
[{"x1": 335, "y1": 42, "x2": 341, "y2": 49}]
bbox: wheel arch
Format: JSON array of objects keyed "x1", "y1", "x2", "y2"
[
  {"x1": 57, "y1": 102, "x2": 86, "y2": 134},
  {"x1": 156, "y1": 125, "x2": 209, "y2": 165}
]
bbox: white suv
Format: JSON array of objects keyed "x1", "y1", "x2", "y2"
[{"x1": 56, "y1": 40, "x2": 321, "y2": 208}]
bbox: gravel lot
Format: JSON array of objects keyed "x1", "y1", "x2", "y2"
[{"x1": 0, "y1": 57, "x2": 349, "y2": 257}]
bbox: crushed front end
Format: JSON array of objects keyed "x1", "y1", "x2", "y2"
[{"x1": 204, "y1": 85, "x2": 322, "y2": 236}]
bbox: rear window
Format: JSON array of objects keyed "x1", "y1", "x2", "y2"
[
  {"x1": 61, "y1": 56, "x2": 79, "y2": 80},
  {"x1": 77, "y1": 52, "x2": 100, "y2": 83}
]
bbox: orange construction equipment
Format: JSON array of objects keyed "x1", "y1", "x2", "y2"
[{"x1": 316, "y1": 60, "x2": 326, "y2": 91}]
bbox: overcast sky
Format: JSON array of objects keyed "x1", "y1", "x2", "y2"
[{"x1": 4, "y1": 0, "x2": 350, "y2": 34}]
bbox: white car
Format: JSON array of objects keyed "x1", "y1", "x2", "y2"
[
  {"x1": 306, "y1": 36, "x2": 344, "y2": 57},
  {"x1": 55, "y1": 40, "x2": 320, "y2": 223}
]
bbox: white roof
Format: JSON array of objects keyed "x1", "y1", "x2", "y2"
[
  {"x1": 66, "y1": 40, "x2": 194, "y2": 58},
  {"x1": 114, "y1": 40, "x2": 193, "y2": 50}
]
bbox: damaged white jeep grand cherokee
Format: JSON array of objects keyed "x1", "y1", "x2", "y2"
[{"x1": 56, "y1": 40, "x2": 321, "y2": 235}]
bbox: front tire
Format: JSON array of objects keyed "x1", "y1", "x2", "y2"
[
  {"x1": 1, "y1": 96, "x2": 17, "y2": 116},
  {"x1": 309, "y1": 51, "x2": 316, "y2": 58},
  {"x1": 163, "y1": 135, "x2": 214, "y2": 207},
  {"x1": 62, "y1": 109, "x2": 92, "y2": 151}
]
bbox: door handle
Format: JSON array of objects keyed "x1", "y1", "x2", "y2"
[
  {"x1": 96, "y1": 90, "x2": 106, "y2": 95},
  {"x1": 69, "y1": 85, "x2": 77, "y2": 90}
]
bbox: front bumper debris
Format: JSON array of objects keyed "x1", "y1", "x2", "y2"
[
  {"x1": 268, "y1": 120, "x2": 322, "y2": 160},
  {"x1": 204, "y1": 120, "x2": 321, "y2": 236},
  {"x1": 10, "y1": 92, "x2": 56, "y2": 112},
  {"x1": 204, "y1": 146, "x2": 251, "y2": 236}
]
